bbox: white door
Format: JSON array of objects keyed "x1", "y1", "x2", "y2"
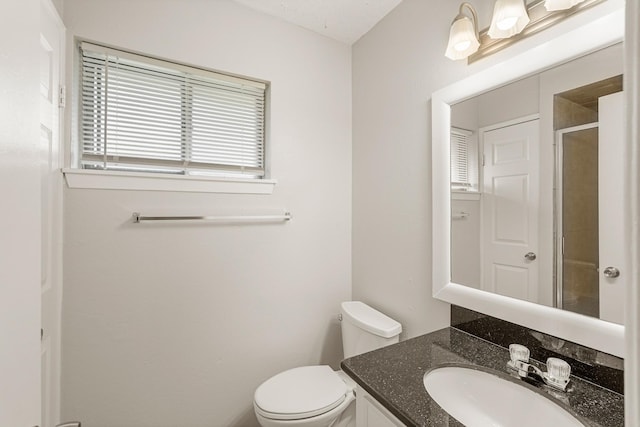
[
  {"x1": 0, "y1": 0, "x2": 43, "y2": 426},
  {"x1": 482, "y1": 119, "x2": 540, "y2": 301},
  {"x1": 598, "y1": 92, "x2": 625, "y2": 324},
  {"x1": 40, "y1": 1, "x2": 65, "y2": 426}
]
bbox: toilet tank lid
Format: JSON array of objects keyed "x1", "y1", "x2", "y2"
[{"x1": 341, "y1": 301, "x2": 402, "y2": 338}]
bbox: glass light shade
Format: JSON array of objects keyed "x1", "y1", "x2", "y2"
[
  {"x1": 544, "y1": 0, "x2": 586, "y2": 11},
  {"x1": 488, "y1": 0, "x2": 530, "y2": 39},
  {"x1": 445, "y1": 16, "x2": 480, "y2": 60}
]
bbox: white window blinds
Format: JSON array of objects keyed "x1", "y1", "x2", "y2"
[
  {"x1": 451, "y1": 128, "x2": 472, "y2": 189},
  {"x1": 79, "y1": 42, "x2": 267, "y2": 177}
]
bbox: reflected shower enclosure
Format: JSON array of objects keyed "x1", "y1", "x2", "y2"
[
  {"x1": 556, "y1": 126, "x2": 599, "y2": 317},
  {"x1": 553, "y1": 75, "x2": 622, "y2": 318}
]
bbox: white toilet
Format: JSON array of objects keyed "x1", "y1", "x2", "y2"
[{"x1": 253, "y1": 301, "x2": 402, "y2": 427}]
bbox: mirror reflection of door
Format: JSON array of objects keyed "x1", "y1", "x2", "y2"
[
  {"x1": 553, "y1": 77, "x2": 624, "y2": 322},
  {"x1": 598, "y1": 92, "x2": 625, "y2": 324},
  {"x1": 481, "y1": 118, "x2": 539, "y2": 301}
]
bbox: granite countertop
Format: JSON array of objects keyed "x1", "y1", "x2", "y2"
[{"x1": 341, "y1": 327, "x2": 624, "y2": 427}]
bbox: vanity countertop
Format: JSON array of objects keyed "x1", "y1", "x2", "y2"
[{"x1": 341, "y1": 327, "x2": 623, "y2": 427}]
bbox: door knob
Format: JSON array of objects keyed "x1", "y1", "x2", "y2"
[
  {"x1": 603, "y1": 266, "x2": 620, "y2": 278},
  {"x1": 524, "y1": 252, "x2": 537, "y2": 261},
  {"x1": 56, "y1": 423, "x2": 81, "y2": 427}
]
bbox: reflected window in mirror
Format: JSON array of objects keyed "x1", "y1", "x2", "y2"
[{"x1": 450, "y1": 128, "x2": 479, "y2": 193}]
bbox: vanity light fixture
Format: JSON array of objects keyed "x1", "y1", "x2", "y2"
[
  {"x1": 488, "y1": 0, "x2": 530, "y2": 39},
  {"x1": 544, "y1": 0, "x2": 586, "y2": 10},
  {"x1": 445, "y1": 2, "x2": 480, "y2": 61},
  {"x1": 445, "y1": 0, "x2": 605, "y2": 63}
]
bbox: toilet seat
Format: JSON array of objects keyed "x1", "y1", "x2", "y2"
[{"x1": 254, "y1": 365, "x2": 348, "y2": 421}]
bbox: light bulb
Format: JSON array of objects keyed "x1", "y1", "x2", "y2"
[
  {"x1": 497, "y1": 16, "x2": 518, "y2": 30},
  {"x1": 455, "y1": 40, "x2": 472, "y2": 52},
  {"x1": 488, "y1": 0, "x2": 530, "y2": 39},
  {"x1": 445, "y1": 5, "x2": 480, "y2": 61}
]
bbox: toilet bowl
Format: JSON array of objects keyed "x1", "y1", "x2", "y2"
[
  {"x1": 254, "y1": 366, "x2": 355, "y2": 427},
  {"x1": 253, "y1": 302, "x2": 402, "y2": 427}
]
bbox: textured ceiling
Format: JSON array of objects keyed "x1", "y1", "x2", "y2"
[{"x1": 232, "y1": 0, "x2": 403, "y2": 45}]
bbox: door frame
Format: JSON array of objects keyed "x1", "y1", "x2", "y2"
[
  {"x1": 624, "y1": 1, "x2": 640, "y2": 424},
  {"x1": 40, "y1": 0, "x2": 65, "y2": 425}
]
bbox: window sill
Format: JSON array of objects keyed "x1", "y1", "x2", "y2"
[
  {"x1": 62, "y1": 169, "x2": 277, "y2": 194},
  {"x1": 451, "y1": 191, "x2": 481, "y2": 201}
]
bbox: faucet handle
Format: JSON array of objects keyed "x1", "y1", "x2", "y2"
[
  {"x1": 543, "y1": 357, "x2": 571, "y2": 390},
  {"x1": 507, "y1": 344, "x2": 531, "y2": 376},
  {"x1": 509, "y1": 344, "x2": 530, "y2": 364}
]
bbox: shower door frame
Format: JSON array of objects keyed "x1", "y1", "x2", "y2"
[{"x1": 554, "y1": 122, "x2": 599, "y2": 311}]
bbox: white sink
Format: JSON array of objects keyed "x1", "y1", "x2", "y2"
[{"x1": 423, "y1": 365, "x2": 585, "y2": 427}]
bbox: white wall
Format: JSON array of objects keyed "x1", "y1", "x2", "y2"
[
  {"x1": 477, "y1": 75, "x2": 539, "y2": 127},
  {"x1": 450, "y1": 98, "x2": 482, "y2": 289},
  {"x1": 51, "y1": 0, "x2": 63, "y2": 16},
  {"x1": 61, "y1": 1, "x2": 351, "y2": 426},
  {"x1": 351, "y1": 0, "x2": 501, "y2": 338},
  {"x1": 450, "y1": 199, "x2": 482, "y2": 288}
]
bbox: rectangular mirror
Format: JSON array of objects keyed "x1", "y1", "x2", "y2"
[
  {"x1": 432, "y1": 0, "x2": 625, "y2": 357},
  {"x1": 451, "y1": 43, "x2": 623, "y2": 324}
]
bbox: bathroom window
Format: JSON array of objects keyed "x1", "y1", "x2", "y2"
[
  {"x1": 450, "y1": 127, "x2": 478, "y2": 192},
  {"x1": 77, "y1": 42, "x2": 267, "y2": 179}
]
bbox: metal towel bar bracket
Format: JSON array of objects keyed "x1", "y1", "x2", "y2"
[
  {"x1": 132, "y1": 212, "x2": 292, "y2": 223},
  {"x1": 451, "y1": 211, "x2": 470, "y2": 220}
]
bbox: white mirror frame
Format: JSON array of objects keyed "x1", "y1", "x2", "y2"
[{"x1": 432, "y1": 0, "x2": 625, "y2": 357}]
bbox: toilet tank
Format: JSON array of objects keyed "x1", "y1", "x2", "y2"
[{"x1": 340, "y1": 301, "x2": 402, "y2": 359}]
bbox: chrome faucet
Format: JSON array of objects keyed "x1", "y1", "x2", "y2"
[{"x1": 507, "y1": 344, "x2": 572, "y2": 391}]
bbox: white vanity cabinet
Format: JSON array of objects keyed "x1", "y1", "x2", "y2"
[{"x1": 356, "y1": 386, "x2": 406, "y2": 427}]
